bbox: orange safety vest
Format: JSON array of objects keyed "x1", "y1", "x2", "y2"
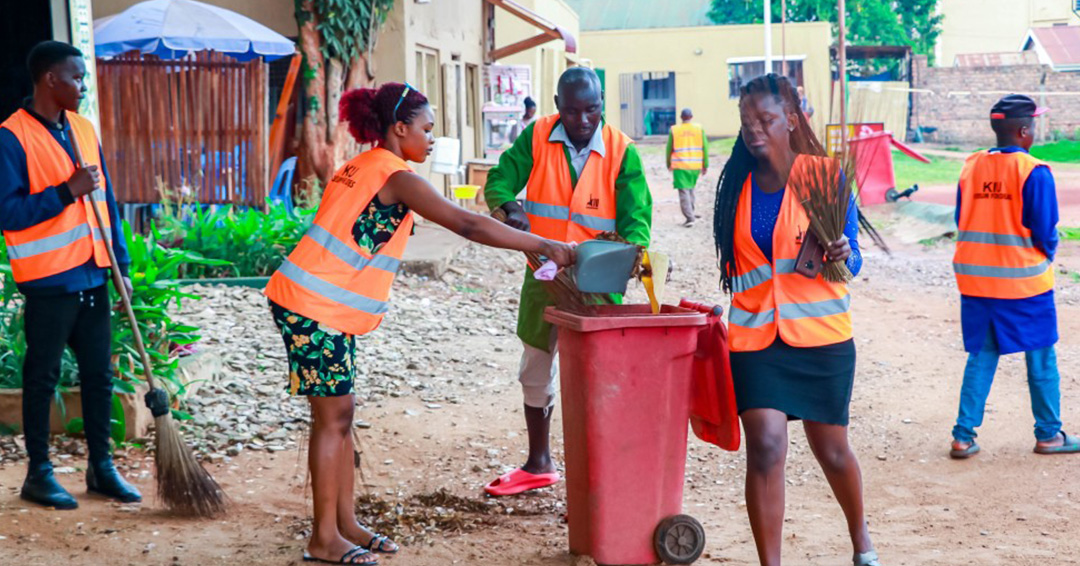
[
  {"x1": 263, "y1": 148, "x2": 415, "y2": 336},
  {"x1": 728, "y1": 155, "x2": 853, "y2": 352},
  {"x1": 1, "y1": 109, "x2": 111, "y2": 283},
  {"x1": 670, "y1": 122, "x2": 705, "y2": 170},
  {"x1": 523, "y1": 114, "x2": 630, "y2": 243},
  {"x1": 953, "y1": 150, "x2": 1054, "y2": 299}
]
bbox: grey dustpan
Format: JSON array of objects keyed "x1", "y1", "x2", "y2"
[{"x1": 573, "y1": 240, "x2": 639, "y2": 293}]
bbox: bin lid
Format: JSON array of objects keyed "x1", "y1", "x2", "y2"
[{"x1": 543, "y1": 304, "x2": 706, "y2": 333}]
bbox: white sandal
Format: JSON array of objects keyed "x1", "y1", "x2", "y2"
[{"x1": 854, "y1": 550, "x2": 881, "y2": 566}]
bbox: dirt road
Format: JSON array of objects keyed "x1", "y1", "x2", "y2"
[{"x1": 1, "y1": 145, "x2": 1078, "y2": 566}]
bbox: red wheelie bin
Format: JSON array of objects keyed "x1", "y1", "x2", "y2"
[{"x1": 544, "y1": 303, "x2": 709, "y2": 565}]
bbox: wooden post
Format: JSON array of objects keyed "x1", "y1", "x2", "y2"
[
  {"x1": 838, "y1": 0, "x2": 847, "y2": 153},
  {"x1": 782, "y1": 0, "x2": 787, "y2": 77}
]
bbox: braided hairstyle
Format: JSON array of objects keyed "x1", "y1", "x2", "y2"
[
  {"x1": 340, "y1": 82, "x2": 429, "y2": 144},
  {"x1": 713, "y1": 73, "x2": 827, "y2": 293}
]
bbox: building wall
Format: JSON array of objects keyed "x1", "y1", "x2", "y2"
[
  {"x1": 581, "y1": 22, "x2": 832, "y2": 138},
  {"x1": 374, "y1": 0, "x2": 486, "y2": 178},
  {"x1": 93, "y1": 0, "x2": 298, "y2": 36},
  {"x1": 935, "y1": 0, "x2": 1079, "y2": 67},
  {"x1": 494, "y1": 0, "x2": 581, "y2": 116},
  {"x1": 911, "y1": 55, "x2": 1080, "y2": 144}
]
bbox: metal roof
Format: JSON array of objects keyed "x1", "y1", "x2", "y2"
[
  {"x1": 562, "y1": 0, "x2": 714, "y2": 31},
  {"x1": 1023, "y1": 26, "x2": 1080, "y2": 71}
]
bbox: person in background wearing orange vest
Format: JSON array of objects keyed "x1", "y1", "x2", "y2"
[
  {"x1": 0, "y1": 41, "x2": 141, "y2": 510},
  {"x1": 263, "y1": 83, "x2": 574, "y2": 565},
  {"x1": 714, "y1": 74, "x2": 879, "y2": 566},
  {"x1": 481, "y1": 67, "x2": 652, "y2": 497},
  {"x1": 666, "y1": 108, "x2": 708, "y2": 227},
  {"x1": 948, "y1": 94, "x2": 1077, "y2": 459}
]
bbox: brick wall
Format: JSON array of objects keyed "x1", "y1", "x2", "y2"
[{"x1": 911, "y1": 55, "x2": 1080, "y2": 145}]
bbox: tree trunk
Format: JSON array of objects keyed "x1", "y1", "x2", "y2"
[{"x1": 295, "y1": 1, "x2": 376, "y2": 189}]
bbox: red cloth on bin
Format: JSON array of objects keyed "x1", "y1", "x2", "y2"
[{"x1": 681, "y1": 300, "x2": 741, "y2": 451}]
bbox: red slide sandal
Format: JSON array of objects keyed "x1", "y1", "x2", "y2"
[{"x1": 483, "y1": 468, "x2": 561, "y2": 496}]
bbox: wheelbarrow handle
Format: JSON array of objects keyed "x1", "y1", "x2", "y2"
[{"x1": 679, "y1": 299, "x2": 723, "y2": 317}]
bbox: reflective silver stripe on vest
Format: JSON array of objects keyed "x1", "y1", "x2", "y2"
[
  {"x1": 957, "y1": 231, "x2": 1034, "y2": 248},
  {"x1": 732, "y1": 264, "x2": 772, "y2": 292},
  {"x1": 6, "y1": 224, "x2": 91, "y2": 260},
  {"x1": 728, "y1": 306, "x2": 775, "y2": 328},
  {"x1": 674, "y1": 147, "x2": 704, "y2": 152},
  {"x1": 570, "y1": 213, "x2": 616, "y2": 232},
  {"x1": 523, "y1": 201, "x2": 570, "y2": 220},
  {"x1": 304, "y1": 224, "x2": 400, "y2": 273},
  {"x1": 953, "y1": 260, "x2": 1051, "y2": 279},
  {"x1": 277, "y1": 259, "x2": 389, "y2": 315},
  {"x1": 775, "y1": 259, "x2": 798, "y2": 274},
  {"x1": 778, "y1": 295, "x2": 851, "y2": 320}
]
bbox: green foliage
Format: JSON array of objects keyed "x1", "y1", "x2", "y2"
[
  {"x1": 295, "y1": 0, "x2": 396, "y2": 66},
  {"x1": 156, "y1": 201, "x2": 314, "y2": 278},
  {"x1": 1060, "y1": 227, "x2": 1080, "y2": 241},
  {"x1": 0, "y1": 221, "x2": 225, "y2": 394},
  {"x1": 708, "y1": 0, "x2": 943, "y2": 61},
  {"x1": 1030, "y1": 140, "x2": 1080, "y2": 164}
]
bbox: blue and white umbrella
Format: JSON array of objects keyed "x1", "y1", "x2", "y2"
[{"x1": 94, "y1": 0, "x2": 295, "y2": 61}]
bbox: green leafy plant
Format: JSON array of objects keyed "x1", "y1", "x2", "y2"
[
  {"x1": 155, "y1": 200, "x2": 314, "y2": 278},
  {"x1": 0, "y1": 221, "x2": 226, "y2": 396}
]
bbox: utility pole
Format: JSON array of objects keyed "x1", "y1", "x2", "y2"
[
  {"x1": 838, "y1": 0, "x2": 847, "y2": 152},
  {"x1": 764, "y1": 0, "x2": 773, "y2": 72},
  {"x1": 781, "y1": 0, "x2": 787, "y2": 77}
]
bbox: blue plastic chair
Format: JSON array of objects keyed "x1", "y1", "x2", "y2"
[{"x1": 269, "y1": 156, "x2": 297, "y2": 215}]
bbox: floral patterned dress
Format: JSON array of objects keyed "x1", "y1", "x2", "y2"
[{"x1": 270, "y1": 195, "x2": 410, "y2": 396}]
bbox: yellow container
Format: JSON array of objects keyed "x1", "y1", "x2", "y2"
[{"x1": 452, "y1": 184, "x2": 480, "y2": 199}]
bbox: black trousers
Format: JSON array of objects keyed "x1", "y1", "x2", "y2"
[{"x1": 22, "y1": 285, "x2": 114, "y2": 468}]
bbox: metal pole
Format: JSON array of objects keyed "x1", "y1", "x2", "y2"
[
  {"x1": 765, "y1": 0, "x2": 773, "y2": 72},
  {"x1": 838, "y1": 0, "x2": 847, "y2": 152},
  {"x1": 782, "y1": 0, "x2": 788, "y2": 77}
]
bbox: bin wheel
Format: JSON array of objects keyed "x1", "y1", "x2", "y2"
[
  {"x1": 654, "y1": 514, "x2": 705, "y2": 564},
  {"x1": 885, "y1": 188, "x2": 900, "y2": 202}
]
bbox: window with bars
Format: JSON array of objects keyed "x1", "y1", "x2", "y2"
[{"x1": 727, "y1": 59, "x2": 804, "y2": 99}]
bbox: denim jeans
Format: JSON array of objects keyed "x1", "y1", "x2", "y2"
[{"x1": 952, "y1": 327, "x2": 1062, "y2": 442}]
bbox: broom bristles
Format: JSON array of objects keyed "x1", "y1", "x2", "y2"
[
  {"x1": 793, "y1": 152, "x2": 857, "y2": 284},
  {"x1": 154, "y1": 414, "x2": 227, "y2": 517}
]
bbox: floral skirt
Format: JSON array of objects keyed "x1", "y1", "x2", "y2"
[{"x1": 269, "y1": 300, "x2": 356, "y2": 397}]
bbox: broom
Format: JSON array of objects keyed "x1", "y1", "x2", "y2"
[
  {"x1": 69, "y1": 125, "x2": 227, "y2": 517},
  {"x1": 790, "y1": 154, "x2": 856, "y2": 283}
]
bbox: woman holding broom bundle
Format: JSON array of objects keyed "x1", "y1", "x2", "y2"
[
  {"x1": 713, "y1": 74, "x2": 880, "y2": 566},
  {"x1": 263, "y1": 83, "x2": 574, "y2": 565}
]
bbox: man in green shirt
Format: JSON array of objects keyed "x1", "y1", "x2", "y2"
[
  {"x1": 666, "y1": 108, "x2": 708, "y2": 227},
  {"x1": 482, "y1": 68, "x2": 653, "y2": 496}
]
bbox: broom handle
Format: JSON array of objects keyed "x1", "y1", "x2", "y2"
[{"x1": 68, "y1": 128, "x2": 160, "y2": 392}]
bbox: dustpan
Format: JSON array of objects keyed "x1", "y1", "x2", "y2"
[{"x1": 573, "y1": 240, "x2": 639, "y2": 293}]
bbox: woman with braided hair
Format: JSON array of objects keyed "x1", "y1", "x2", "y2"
[{"x1": 713, "y1": 74, "x2": 879, "y2": 566}]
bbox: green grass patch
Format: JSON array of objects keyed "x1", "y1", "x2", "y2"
[
  {"x1": 1060, "y1": 227, "x2": 1080, "y2": 241},
  {"x1": 1030, "y1": 140, "x2": 1080, "y2": 164},
  {"x1": 892, "y1": 150, "x2": 964, "y2": 190}
]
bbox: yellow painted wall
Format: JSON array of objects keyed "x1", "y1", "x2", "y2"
[
  {"x1": 93, "y1": 0, "x2": 298, "y2": 36},
  {"x1": 494, "y1": 0, "x2": 581, "y2": 117},
  {"x1": 935, "y1": 0, "x2": 1079, "y2": 67},
  {"x1": 581, "y1": 22, "x2": 832, "y2": 138}
]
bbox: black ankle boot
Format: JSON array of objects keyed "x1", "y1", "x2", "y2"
[
  {"x1": 87, "y1": 459, "x2": 142, "y2": 503},
  {"x1": 21, "y1": 462, "x2": 78, "y2": 510}
]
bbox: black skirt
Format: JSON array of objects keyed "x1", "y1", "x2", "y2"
[{"x1": 730, "y1": 338, "x2": 856, "y2": 426}]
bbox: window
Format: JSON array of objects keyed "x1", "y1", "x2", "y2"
[
  {"x1": 414, "y1": 46, "x2": 441, "y2": 137},
  {"x1": 727, "y1": 58, "x2": 804, "y2": 99}
]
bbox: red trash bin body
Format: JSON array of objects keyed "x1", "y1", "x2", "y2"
[
  {"x1": 851, "y1": 130, "x2": 896, "y2": 206},
  {"x1": 545, "y1": 304, "x2": 707, "y2": 566}
]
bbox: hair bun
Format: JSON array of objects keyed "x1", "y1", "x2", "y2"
[{"x1": 341, "y1": 88, "x2": 382, "y2": 144}]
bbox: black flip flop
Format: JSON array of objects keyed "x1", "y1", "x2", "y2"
[
  {"x1": 362, "y1": 534, "x2": 399, "y2": 554},
  {"x1": 1034, "y1": 431, "x2": 1080, "y2": 455},
  {"x1": 303, "y1": 545, "x2": 378, "y2": 565},
  {"x1": 950, "y1": 440, "x2": 980, "y2": 459}
]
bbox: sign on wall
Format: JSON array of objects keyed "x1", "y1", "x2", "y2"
[
  {"x1": 825, "y1": 122, "x2": 885, "y2": 156},
  {"x1": 69, "y1": 0, "x2": 100, "y2": 134}
]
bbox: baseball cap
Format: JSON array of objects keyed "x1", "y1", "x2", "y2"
[{"x1": 990, "y1": 94, "x2": 1049, "y2": 120}]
